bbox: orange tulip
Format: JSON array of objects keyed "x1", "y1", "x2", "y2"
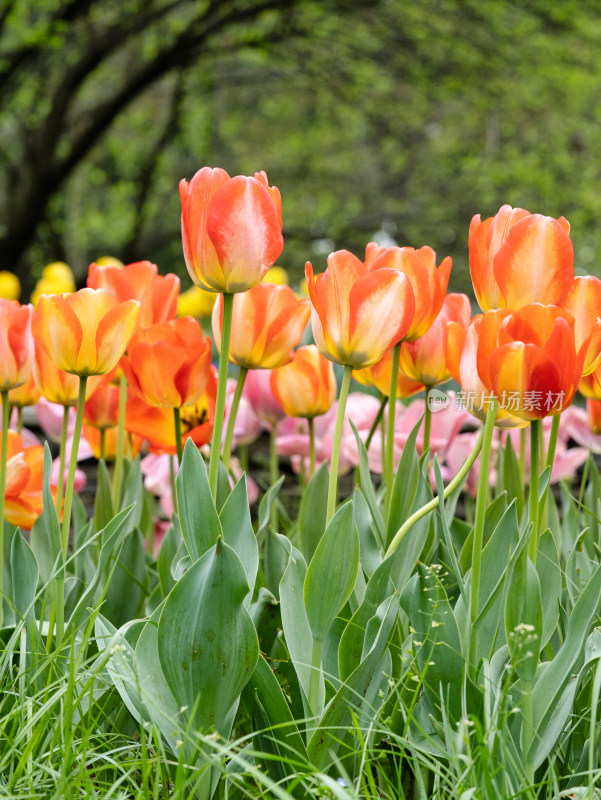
[
  {"x1": 122, "y1": 317, "x2": 213, "y2": 408},
  {"x1": 353, "y1": 349, "x2": 424, "y2": 398},
  {"x1": 126, "y1": 368, "x2": 218, "y2": 455},
  {"x1": 469, "y1": 204, "x2": 573, "y2": 311},
  {"x1": 270, "y1": 345, "x2": 336, "y2": 419},
  {"x1": 587, "y1": 398, "x2": 601, "y2": 434},
  {"x1": 368, "y1": 245, "x2": 452, "y2": 341},
  {"x1": 34, "y1": 288, "x2": 140, "y2": 377},
  {"x1": 447, "y1": 315, "x2": 526, "y2": 429},
  {"x1": 0, "y1": 299, "x2": 34, "y2": 392},
  {"x1": 83, "y1": 375, "x2": 121, "y2": 430},
  {"x1": 399, "y1": 294, "x2": 472, "y2": 387},
  {"x1": 212, "y1": 282, "x2": 310, "y2": 369},
  {"x1": 8, "y1": 371, "x2": 40, "y2": 408},
  {"x1": 180, "y1": 167, "x2": 283, "y2": 293},
  {"x1": 560, "y1": 276, "x2": 601, "y2": 377},
  {"x1": 2, "y1": 431, "x2": 54, "y2": 529},
  {"x1": 476, "y1": 305, "x2": 584, "y2": 420},
  {"x1": 305, "y1": 249, "x2": 415, "y2": 369},
  {"x1": 87, "y1": 260, "x2": 180, "y2": 329}
]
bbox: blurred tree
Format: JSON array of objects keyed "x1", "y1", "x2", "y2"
[{"x1": 1, "y1": 0, "x2": 601, "y2": 297}]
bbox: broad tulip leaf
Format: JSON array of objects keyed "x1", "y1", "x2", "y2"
[
  {"x1": 257, "y1": 475, "x2": 285, "y2": 538},
  {"x1": 30, "y1": 444, "x2": 61, "y2": 584},
  {"x1": 353, "y1": 487, "x2": 382, "y2": 577},
  {"x1": 308, "y1": 593, "x2": 398, "y2": 769},
  {"x1": 176, "y1": 438, "x2": 222, "y2": 561},
  {"x1": 158, "y1": 539, "x2": 259, "y2": 734},
  {"x1": 219, "y1": 475, "x2": 258, "y2": 599},
  {"x1": 101, "y1": 527, "x2": 148, "y2": 628},
  {"x1": 298, "y1": 461, "x2": 329, "y2": 563},
  {"x1": 94, "y1": 458, "x2": 114, "y2": 532},
  {"x1": 304, "y1": 502, "x2": 359, "y2": 642},
  {"x1": 11, "y1": 531, "x2": 38, "y2": 622},
  {"x1": 536, "y1": 529, "x2": 561, "y2": 648},
  {"x1": 278, "y1": 535, "x2": 319, "y2": 710},
  {"x1": 504, "y1": 549, "x2": 543, "y2": 684},
  {"x1": 350, "y1": 421, "x2": 385, "y2": 545},
  {"x1": 386, "y1": 415, "x2": 421, "y2": 545}
]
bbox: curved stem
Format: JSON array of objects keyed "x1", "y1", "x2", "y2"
[
  {"x1": 545, "y1": 413, "x2": 560, "y2": 472},
  {"x1": 56, "y1": 405, "x2": 69, "y2": 513},
  {"x1": 528, "y1": 419, "x2": 541, "y2": 563},
  {"x1": 209, "y1": 292, "x2": 234, "y2": 498},
  {"x1": 222, "y1": 366, "x2": 248, "y2": 471},
  {"x1": 385, "y1": 424, "x2": 486, "y2": 558},
  {"x1": 422, "y1": 386, "x2": 432, "y2": 455},
  {"x1": 308, "y1": 416, "x2": 316, "y2": 477},
  {"x1": 111, "y1": 371, "x2": 128, "y2": 507},
  {"x1": 365, "y1": 394, "x2": 388, "y2": 452},
  {"x1": 173, "y1": 407, "x2": 183, "y2": 466},
  {"x1": 385, "y1": 343, "x2": 401, "y2": 515},
  {"x1": 0, "y1": 391, "x2": 9, "y2": 627},
  {"x1": 327, "y1": 365, "x2": 353, "y2": 524},
  {"x1": 469, "y1": 399, "x2": 497, "y2": 624}
]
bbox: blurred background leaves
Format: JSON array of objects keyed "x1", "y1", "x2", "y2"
[{"x1": 1, "y1": 0, "x2": 600, "y2": 295}]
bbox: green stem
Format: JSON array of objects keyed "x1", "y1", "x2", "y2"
[
  {"x1": 222, "y1": 366, "x2": 248, "y2": 471},
  {"x1": 385, "y1": 343, "x2": 401, "y2": 515},
  {"x1": 423, "y1": 386, "x2": 432, "y2": 455},
  {"x1": 173, "y1": 407, "x2": 183, "y2": 466},
  {"x1": 269, "y1": 423, "x2": 279, "y2": 532},
  {"x1": 61, "y1": 377, "x2": 87, "y2": 560},
  {"x1": 365, "y1": 394, "x2": 388, "y2": 451},
  {"x1": 209, "y1": 292, "x2": 234, "y2": 498},
  {"x1": 545, "y1": 413, "x2": 560, "y2": 473},
  {"x1": 111, "y1": 371, "x2": 127, "y2": 507},
  {"x1": 56, "y1": 406, "x2": 69, "y2": 514},
  {"x1": 469, "y1": 399, "x2": 497, "y2": 624},
  {"x1": 385, "y1": 425, "x2": 486, "y2": 558},
  {"x1": 170, "y1": 455, "x2": 179, "y2": 518},
  {"x1": 0, "y1": 390, "x2": 9, "y2": 628},
  {"x1": 308, "y1": 416, "x2": 316, "y2": 477},
  {"x1": 519, "y1": 426, "x2": 526, "y2": 484},
  {"x1": 99, "y1": 428, "x2": 106, "y2": 462},
  {"x1": 56, "y1": 376, "x2": 87, "y2": 644},
  {"x1": 16, "y1": 406, "x2": 22, "y2": 435},
  {"x1": 528, "y1": 419, "x2": 541, "y2": 563},
  {"x1": 327, "y1": 365, "x2": 353, "y2": 524}
]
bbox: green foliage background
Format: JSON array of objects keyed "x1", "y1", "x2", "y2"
[{"x1": 1, "y1": 0, "x2": 600, "y2": 295}]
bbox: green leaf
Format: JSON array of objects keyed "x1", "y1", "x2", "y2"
[
  {"x1": 304, "y1": 502, "x2": 359, "y2": 642},
  {"x1": 176, "y1": 438, "x2": 222, "y2": 561},
  {"x1": 352, "y1": 487, "x2": 382, "y2": 577},
  {"x1": 386, "y1": 415, "x2": 421, "y2": 546},
  {"x1": 100, "y1": 528, "x2": 148, "y2": 628},
  {"x1": 308, "y1": 593, "x2": 399, "y2": 769},
  {"x1": 11, "y1": 531, "x2": 38, "y2": 621},
  {"x1": 298, "y1": 461, "x2": 329, "y2": 563},
  {"x1": 350, "y1": 421, "x2": 385, "y2": 545},
  {"x1": 504, "y1": 549, "x2": 543, "y2": 684},
  {"x1": 219, "y1": 475, "x2": 258, "y2": 599},
  {"x1": 94, "y1": 458, "x2": 114, "y2": 531},
  {"x1": 29, "y1": 444, "x2": 61, "y2": 584},
  {"x1": 502, "y1": 435, "x2": 525, "y2": 519},
  {"x1": 118, "y1": 456, "x2": 143, "y2": 531},
  {"x1": 157, "y1": 517, "x2": 183, "y2": 599},
  {"x1": 158, "y1": 539, "x2": 259, "y2": 734},
  {"x1": 278, "y1": 535, "x2": 317, "y2": 709},
  {"x1": 257, "y1": 475, "x2": 285, "y2": 538},
  {"x1": 536, "y1": 529, "x2": 561, "y2": 648},
  {"x1": 529, "y1": 561, "x2": 601, "y2": 767}
]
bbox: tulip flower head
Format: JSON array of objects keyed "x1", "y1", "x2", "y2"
[
  {"x1": 2, "y1": 430, "x2": 54, "y2": 529},
  {"x1": 0, "y1": 299, "x2": 35, "y2": 392},
  {"x1": 352, "y1": 348, "x2": 424, "y2": 398},
  {"x1": 270, "y1": 345, "x2": 337, "y2": 419},
  {"x1": 35, "y1": 288, "x2": 140, "y2": 377},
  {"x1": 122, "y1": 316, "x2": 213, "y2": 408},
  {"x1": 367, "y1": 244, "x2": 452, "y2": 341},
  {"x1": 469, "y1": 204, "x2": 573, "y2": 311},
  {"x1": 180, "y1": 167, "x2": 284, "y2": 293},
  {"x1": 476, "y1": 304, "x2": 584, "y2": 421},
  {"x1": 305, "y1": 249, "x2": 415, "y2": 369},
  {"x1": 212, "y1": 282, "x2": 310, "y2": 369},
  {"x1": 87, "y1": 260, "x2": 180, "y2": 329},
  {"x1": 560, "y1": 275, "x2": 601, "y2": 377}
]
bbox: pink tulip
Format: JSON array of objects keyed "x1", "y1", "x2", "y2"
[{"x1": 243, "y1": 368, "x2": 286, "y2": 429}]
